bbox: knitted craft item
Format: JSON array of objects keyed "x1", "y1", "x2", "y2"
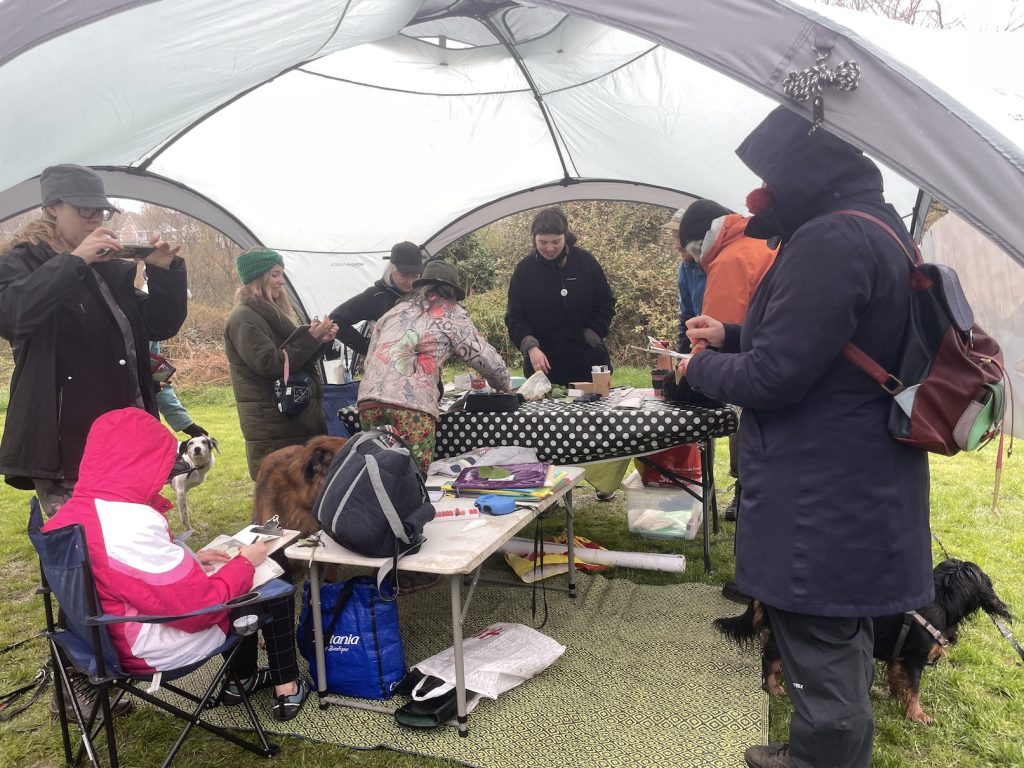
[{"x1": 236, "y1": 248, "x2": 284, "y2": 284}]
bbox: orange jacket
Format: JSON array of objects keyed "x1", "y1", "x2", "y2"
[{"x1": 699, "y1": 214, "x2": 777, "y2": 324}]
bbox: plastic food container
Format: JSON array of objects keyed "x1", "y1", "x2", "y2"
[{"x1": 620, "y1": 471, "x2": 703, "y2": 540}]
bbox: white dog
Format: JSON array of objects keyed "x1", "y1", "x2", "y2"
[{"x1": 170, "y1": 435, "x2": 219, "y2": 538}]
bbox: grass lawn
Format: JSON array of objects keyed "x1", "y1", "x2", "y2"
[{"x1": 0, "y1": 372, "x2": 1021, "y2": 767}]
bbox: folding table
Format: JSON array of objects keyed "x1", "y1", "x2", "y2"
[
  {"x1": 341, "y1": 392, "x2": 738, "y2": 570},
  {"x1": 284, "y1": 466, "x2": 585, "y2": 736}
]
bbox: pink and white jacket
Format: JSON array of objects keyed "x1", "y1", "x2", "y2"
[{"x1": 43, "y1": 408, "x2": 255, "y2": 675}]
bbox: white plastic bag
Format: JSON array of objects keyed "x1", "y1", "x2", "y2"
[
  {"x1": 412, "y1": 622, "x2": 566, "y2": 700},
  {"x1": 517, "y1": 371, "x2": 552, "y2": 401}
]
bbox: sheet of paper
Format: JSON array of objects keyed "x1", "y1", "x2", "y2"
[{"x1": 201, "y1": 525, "x2": 299, "y2": 587}]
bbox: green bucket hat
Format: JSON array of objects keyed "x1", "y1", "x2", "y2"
[
  {"x1": 236, "y1": 248, "x2": 284, "y2": 284},
  {"x1": 412, "y1": 260, "x2": 465, "y2": 301}
]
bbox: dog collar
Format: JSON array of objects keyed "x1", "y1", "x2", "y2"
[{"x1": 892, "y1": 610, "x2": 950, "y2": 661}]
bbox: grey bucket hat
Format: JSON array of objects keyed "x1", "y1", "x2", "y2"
[
  {"x1": 40, "y1": 164, "x2": 117, "y2": 209},
  {"x1": 412, "y1": 260, "x2": 465, "y2": 301}
]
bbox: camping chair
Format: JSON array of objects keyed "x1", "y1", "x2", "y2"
[{"x1": 28, "y1": 497, "x2": 292, "y2": 768}]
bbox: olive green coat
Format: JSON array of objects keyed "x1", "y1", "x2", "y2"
[{"x1": 224, "y1": 297, "x2": 327, "y2": 479}]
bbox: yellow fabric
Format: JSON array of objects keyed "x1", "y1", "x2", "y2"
[
  {"x1": 504, "y1": 534, "x2": 610, "y2": 583},
  {"x1": 583, "y1": 458, "x2": 631, "y2": 494}
]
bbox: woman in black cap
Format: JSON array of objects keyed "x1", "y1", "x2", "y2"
[
  {"x1": 328, "y1": 241, "x2": 424, "y2": 371},
  {"x1": 0, "y1": 163, "x2": 187, "y2": 517},
  {"x1": 505, "y1": 207, "x2": 616, "y2": 385}
]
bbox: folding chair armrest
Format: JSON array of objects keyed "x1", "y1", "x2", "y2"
[{"x1": 84, "y1": 578, "x2": 294, "y2": 626}]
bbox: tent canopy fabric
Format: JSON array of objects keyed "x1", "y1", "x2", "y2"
[{"x1": 1, "y1": 0, "x2": 1022, "y2": 320}]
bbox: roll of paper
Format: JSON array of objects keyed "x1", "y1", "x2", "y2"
[{"x1": 499, "y1": 537, "x2": 685, "y2": 572}]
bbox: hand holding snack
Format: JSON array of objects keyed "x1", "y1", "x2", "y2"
[{"x1": 685, "y1": 315, "x2": 725, "y2": 350}]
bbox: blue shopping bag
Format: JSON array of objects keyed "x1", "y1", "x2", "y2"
[
  {"x1": 297, "y1": 576, "x2": 405, "y2": 699},
  {"x1": 322, "y1": 382, "x2": 360, "y2": 436}
]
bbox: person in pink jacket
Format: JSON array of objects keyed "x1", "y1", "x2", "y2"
[{"x1": 44, "y1": 408, "x2": 310, "y2": 721}]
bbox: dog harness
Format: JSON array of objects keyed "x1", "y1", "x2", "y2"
[{"x1": 891, "y1": 610, "x2": 950, "y2": 660}]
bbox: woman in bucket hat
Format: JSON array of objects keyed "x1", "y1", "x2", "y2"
[
  {"x1": 224, "y1": 248, "x2": 338, "y2": 479},
  {"x1": 358, "y1": 259, "x2": 510, "y2": 473}
]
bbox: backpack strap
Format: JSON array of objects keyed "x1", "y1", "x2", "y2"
[
  {"x1": 827, "y1": 209, "x2": 918, "y2": 394},
  {"x1": 830, "y1": 208, "x2": 922, "y2": 267},
  {"x1": 363, "y1": 440, "x2": 428, "y2": 595}
]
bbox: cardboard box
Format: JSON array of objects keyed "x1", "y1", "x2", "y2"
[{"x1": 569, "y1": 381, "x2": 594, "y2": 394}]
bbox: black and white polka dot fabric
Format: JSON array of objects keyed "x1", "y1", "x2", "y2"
[{"x1": 341, "y1": 399, "x2": 737, "y2": 465}]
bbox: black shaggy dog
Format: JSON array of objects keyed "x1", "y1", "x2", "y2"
[{"x1": 714, "y1": 559, "x2": 1012, "y2": 724}]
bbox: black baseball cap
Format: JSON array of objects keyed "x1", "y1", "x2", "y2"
[{"x1": 387, "y1": 241, "x2": 425, "y2": 275}]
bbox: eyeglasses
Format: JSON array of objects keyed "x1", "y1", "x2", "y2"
[{"x1": 72, "y1": 205, "x2": 116, "y2": 222}]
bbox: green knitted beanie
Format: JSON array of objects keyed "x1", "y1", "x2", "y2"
[{"x1": 235, "y1": 248, "x2": 284, "y2": 284}]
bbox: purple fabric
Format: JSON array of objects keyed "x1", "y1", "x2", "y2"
[{"x1": 452, "y1": 462, "x2": 549, "y2": 490}]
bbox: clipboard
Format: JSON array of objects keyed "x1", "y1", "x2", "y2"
[{"x1": 279, "y1": 324, "x2": 310, "y2": 348}]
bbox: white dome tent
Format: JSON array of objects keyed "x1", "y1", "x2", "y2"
[{"x1": 1, "y1": 0, "x2": 1022, "y2": 429}]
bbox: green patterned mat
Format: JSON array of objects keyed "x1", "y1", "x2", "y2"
[{"x1": 171, "y1": 573, "x2": 767, "y2": 768}]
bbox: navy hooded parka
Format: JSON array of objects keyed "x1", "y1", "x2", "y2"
[{"x1": 686, "y1": 107, "x2": 932, "y2": 617}]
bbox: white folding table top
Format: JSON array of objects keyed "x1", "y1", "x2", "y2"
[{"x1": 284, "y1": 466, "x2": 584, "y2": 576}]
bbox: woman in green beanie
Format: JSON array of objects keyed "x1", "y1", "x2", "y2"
[{"x1": 224, "y1": 248, "x2": 338, "y2": 479}]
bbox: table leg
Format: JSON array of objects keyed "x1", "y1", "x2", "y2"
[
  {"x1": 450, "y1": 575, "x2": 469, "y2": 737},
  {"x1": 707, "y1": 438, "x2": 720, "y2": 535},
  {"x1": 700, "y1": 441, "x2": 712, "y2": 574},
  {"x1": 309, "y1": 561, "x2": 328, "y2": 703},
  {"x1": 564, "y1": 489, "x2": 577, "y2": 599}
]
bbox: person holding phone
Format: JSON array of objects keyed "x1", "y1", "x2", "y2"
[
  {"x1": 224, "y1": 248, "x2": 338, "y2": 480},
  {"x1": 0, "y1": 163, "x2": 187, "y2": 518}
]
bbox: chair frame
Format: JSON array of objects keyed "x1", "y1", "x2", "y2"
[{"x1": 29, "y1": 498, "x2": 290, "y2": 768}]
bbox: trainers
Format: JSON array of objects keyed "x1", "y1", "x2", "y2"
[
  {"x1": 220, "y1": 667, "x2": 274, "y2": 706},
  {"x1": 50, "y1": 667, "x2": 134, "y2": 721},
  {"x1": 271, "y1": 678, "x2": 310, "y2": 722},
  {"x1": 723, "y1": 495, "x2": 739, "y2": 522},
  {"x1": 744, "y1": 742, "x2": 795, "y2": 768},
  {"x1": 722, "y1": 580, "x2": 751, "y2": 604},
  {"x1": 595, "y1": 490, "x2": 617, "y2": 501}
]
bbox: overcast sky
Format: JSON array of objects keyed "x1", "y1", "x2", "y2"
[{"x1": 821, "y1": 0, "x2": 1024, "y2": 30}]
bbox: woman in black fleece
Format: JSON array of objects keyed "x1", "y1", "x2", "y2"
[{"x1": 504, "y1": 208, "x2": 615, "y2": 385}]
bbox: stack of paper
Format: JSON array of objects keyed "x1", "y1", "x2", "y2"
[
  {"x1": 442, "y1": 467, "x2": 570, "y2": 502},
  {"x1": 202, "y1": 524, "x2": 299, "y2": 587}
]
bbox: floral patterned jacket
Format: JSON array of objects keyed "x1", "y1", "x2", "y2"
[{"x1": 358, "y1": 298, "x2": 510, "y2": 419}]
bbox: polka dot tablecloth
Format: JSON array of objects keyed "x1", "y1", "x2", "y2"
[{"x1": 341, "y1": 397, "x2": 737, "y2": 464}]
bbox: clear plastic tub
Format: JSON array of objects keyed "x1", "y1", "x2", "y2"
[{"x1": 620, "y1": 471, "x2": 703, "y2": 540}]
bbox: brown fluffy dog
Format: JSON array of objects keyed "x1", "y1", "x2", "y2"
[{"x1": 252, "y1": 435, "x2": 348, "y2": 534}]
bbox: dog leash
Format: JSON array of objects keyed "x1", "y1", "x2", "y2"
[
  {"x1": 0, "y1": 665, "x2": 50, "y2": 722},
  {"x1": 991, "y1": 616, "x2": 1024, "y2": 664}
]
